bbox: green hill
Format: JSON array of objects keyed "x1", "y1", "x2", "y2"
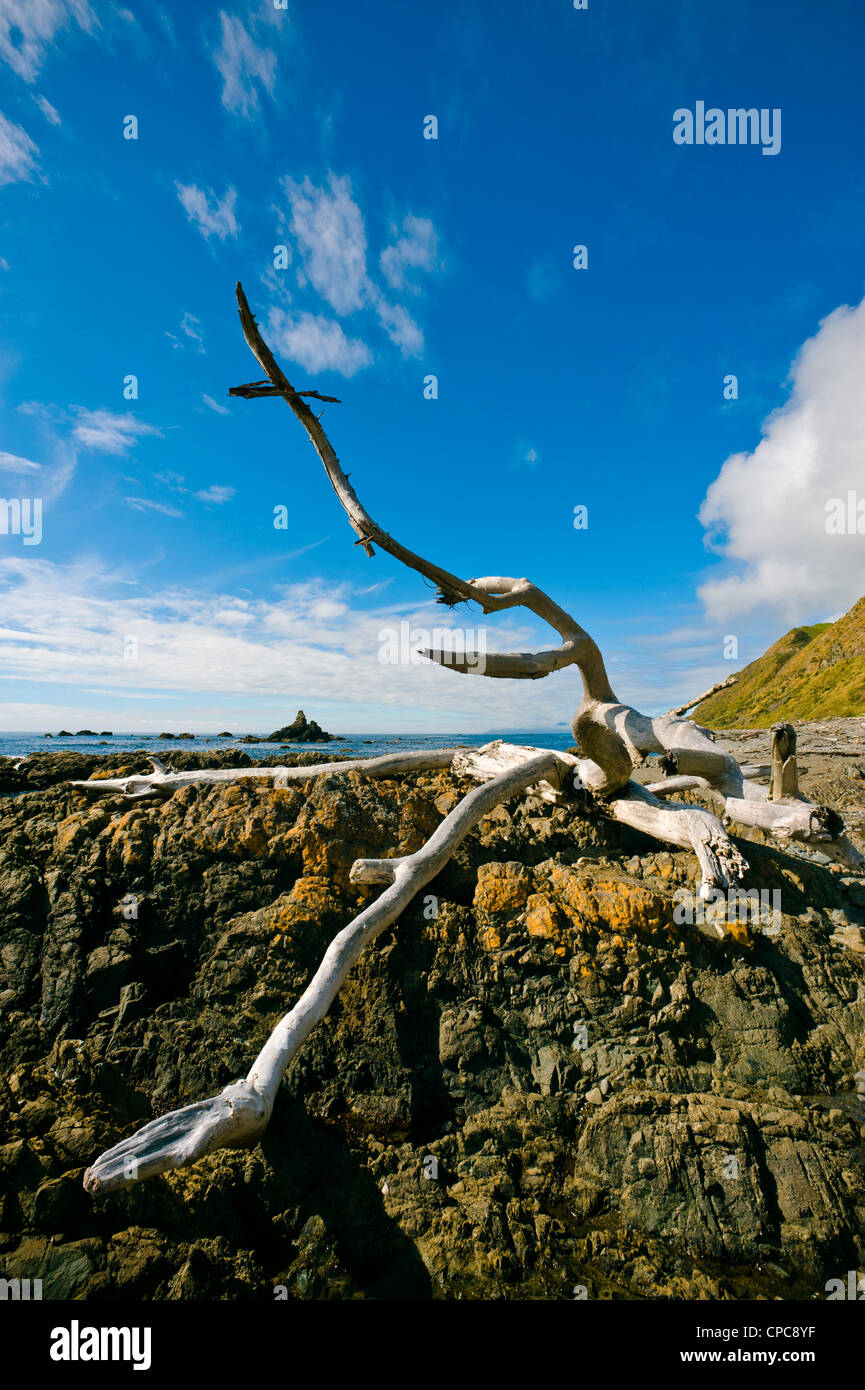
[{"x1": 696, "y1": 596, "x2": 865, "y2": 728}]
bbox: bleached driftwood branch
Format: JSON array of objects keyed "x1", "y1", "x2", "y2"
[
  {"x1": 70, "y1": 749, "x2": 463, "y2": 798},
  {"x1": 665, "y1": 675, "x2": 737, "y2": 717},
  {"x1": 454, "y1": 743, "x2": 747, "y2": 896},
  {"x1": 83, "y1": 749, "x2": 570, "y2": 1193},
  {"x1": 648, "y1": 724, "x2": 862, "y2": 867},
  {"x1": 77, "y1": 285, "x2": 863, "y2": 1197},
  {"x1": 605, "y1": 782, "x2": 747, "y2": 895}
]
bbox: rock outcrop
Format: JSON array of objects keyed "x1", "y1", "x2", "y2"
[
  {"x1": 265, "y1": 710, "x2": 335, "y2": 743},
  {"x1": 0, "y1": 742, "x2": 863, "y2": 1300}
]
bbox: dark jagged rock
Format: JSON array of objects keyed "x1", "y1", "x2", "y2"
[
  {"x1": 266, "y1": 710, "x2": 334, "y2": 743},
  {"x1": 75, "y1": 730, "x2": 97, "y2": 737},
  {"x1": 57, "y1": 731, "x2": 72, "y2": 738},
  {"x1": 0, "y1": 752, "x2": 106, "y2": 793},
  {"x1": 0, "y1": 738, "x2": 863, "y2": 1300}
]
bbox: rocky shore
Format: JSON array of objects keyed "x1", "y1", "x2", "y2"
[{"x1": 0, "y1": 725, "x2": 863, "y2": 1300}]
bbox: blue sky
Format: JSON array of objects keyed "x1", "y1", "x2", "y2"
[{"x1": 1, "y1": 0, "x2": 864, "y2": 733}]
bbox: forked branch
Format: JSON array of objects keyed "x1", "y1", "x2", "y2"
[{"x1": 228, "y1": 283, "x2": 617, "y2": 704}]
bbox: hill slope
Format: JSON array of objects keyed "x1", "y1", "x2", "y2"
[{"x1": 696, "y1": 595, "x2": 865, "y2": 728}]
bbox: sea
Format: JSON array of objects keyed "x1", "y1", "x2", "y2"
[{"x1": 0, "y1": 729, "x2": 577, "y2": 762}]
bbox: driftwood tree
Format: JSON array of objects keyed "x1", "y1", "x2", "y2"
[{"x1": 79, "y1": 284, "x2": 862, "y2": 1195}]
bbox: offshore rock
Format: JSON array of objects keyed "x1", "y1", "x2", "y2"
[{"x1": 265, "y1": 710, "x2": 334, "y2": 743}]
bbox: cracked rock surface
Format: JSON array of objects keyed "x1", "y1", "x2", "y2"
[{"x1": 0, "y1": 734, "x2": 863, "y2": 1300}]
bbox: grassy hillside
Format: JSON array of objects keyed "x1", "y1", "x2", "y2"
[{"x1": 696, "y1": 597, "x2": 865, "y2": 728}]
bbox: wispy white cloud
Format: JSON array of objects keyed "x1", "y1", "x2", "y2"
[
  {"x1": 124, "y1": 497, "x2": 183, "y2": 518},
  {"x1": 380, "y1": 214, "x2": 441, "y2": 292},
  {"x1": 371, "y1": 296, "x2": 423, "y2": 357},
  {"x1": 4, "y1": 412, "x2": 77, "y2": 499},
  {"x1": 175, "y1": 182, "x2": 239, "y2": 241},
  {"x1": 272, "y1": 173, "x2": 442, "y2": 373},
  {"x1": 165, "y1": 311, "x2": 206, "y2": 352},
  {"x1": 509, "y1": 442, "x2": 540, "y2": 473},
  {"x1": 699, "y1": 292, "x2": 865, "y2": 623},
  {"x1": 194, "y1": 484, "x2": 235, "y2": 505},
  {"x1": 283, "y1": 174, "x2": 368, "y2": 315},
  {"x1": 72, "y1": 408, "x2": 162, "y2": 455},
  {"x1": 153, "y1": 469, "x2": 186, "y2": 491},
  {"x1": 0, "y1": 0, "x2": 97, "y2": 82},
  {"x1": 34, "y1": 93, "x2": 60, "y2": 125},
  {"x1": 143, "y1": 472, "x2": 235, "y2": 509},
  {"x1": 0, "y1": 559, "x2": 571, "y2": 730},
  {"x1": 210, "y1": 9, "x2": 278, "y2": 119},
  {"x1": 0, "y1": 555, "x2": 730, "y2": 724},
  {"x1": 0, "y1": 449, "x2": 42, "y2": 473},
  {"x1": 0, "y1": 110, "x2": 40, "y2": 185},
  {"x1": 202, "y1": 393, "x2": 230, "y2": 415},
  {"x1": 181, "y1": 311, "x2": 205, "y2": 349}
]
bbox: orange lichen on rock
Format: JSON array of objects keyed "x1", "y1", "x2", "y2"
[
  {"x1": 473, "y1": 862, "x2": 534, "y2": 916},
  {"x1": 546, "y1": 866, "x2": 673, "y2": 938},
  {"x1": 524, "y1": 893, "x2": 566, "y2": 940}
]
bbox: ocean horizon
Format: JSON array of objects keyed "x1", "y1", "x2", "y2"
[{"x1": 0, "y1": 728, "x2": 578, "y2": 762}]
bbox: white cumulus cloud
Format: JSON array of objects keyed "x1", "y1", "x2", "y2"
[
  {"x1": 267, "y1": 307, "x2": 373, "y2": 377},
  {"x1": 699, "y1": 293, "x2": 865, "y2": 623}
]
